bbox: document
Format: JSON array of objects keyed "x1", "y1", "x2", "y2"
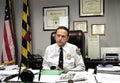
[
  {"x1": 97, "y1": 66, "x2": 120, "y2": 75},
  {"x1": 97, "y1": 66, "x2": 120, "y2": 71},
  {"x1": 0, "y1": 65, "x2": 28, "y2": 82},
  {"x1": 0, "y1": 66, "x2": 19, "y2": 81},
  {"x1": 96, "y1": 73, "x2": 120, "y2": 83},
  {"x1": 58, "y1": 73, "x2": 86, "y2": 82},
  {"x1": 88, "y1": 36, "x2": 100, "y2": 59},
  {"x1": 56, "y1": 71, "x2": 96, "y2": 83}
]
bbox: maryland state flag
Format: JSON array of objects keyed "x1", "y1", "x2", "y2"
[
  {"x1": 21, "y1": 0, "x2": 31, "y2": 67},
  {"x1": 1, "y1": 0, "x2": 15, "y2": 65}
]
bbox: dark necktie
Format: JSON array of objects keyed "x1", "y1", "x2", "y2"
[{"x1": 58, "y1": 47, "x2": 63, "y2": 69}]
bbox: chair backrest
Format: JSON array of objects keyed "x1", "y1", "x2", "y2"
[{"x1": 51, "y1": 30, "x2": 85, "y2": 59}]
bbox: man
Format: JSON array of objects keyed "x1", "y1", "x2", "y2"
[{"x1": 42, "y1": 26, "x2": 85, "y2": 71}]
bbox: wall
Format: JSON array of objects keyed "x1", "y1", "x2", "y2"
[{"x1": 0, "y1": 0, "x2": 120, "y2": 63}]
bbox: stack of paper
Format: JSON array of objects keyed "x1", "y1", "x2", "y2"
[
  {"x1": 58, "y1": 73, "x2": 86, "y2": 82},
  {"x1": 97, "y1": 66, "x2": 120, "y2": 75},
  {"x1": 0, "y1": 65, "x2": 19, "y2": 81},
  {"x1": 96, "y1": 73, "x2": 120, "y2": 83},
  {"x1": 56, "y1": 71, "x2": 96, "y2": 83}
]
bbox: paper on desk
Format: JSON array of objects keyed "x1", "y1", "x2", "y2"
[
  {"x1": 0, "y1": 69, "x2": 18, "y2": 81},
  {"x1": 35, "y1": 74, "x2": 60, "y2": 82},
  {"x1": 96, "y1": 73, "x2": 120, "y2": 83},
  {"x1": 97, "y1": 66, "x2": 120, "y2": 71},
  {"x1": 56, "y1": 71, "x2": 96, "y2": 83},
  {"x1": 5, "y1": 65, "x2": 19, "y2": 70}
]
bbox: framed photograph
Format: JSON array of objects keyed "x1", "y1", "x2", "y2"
[
  {"x1": 91, "y1": 24, "x2": 105, "y2": 35},
  {"x1": 79, "y1": 0, "x2": 104, "y2": 17},
  {"x1": 73, "y1": 21, "x2": 88, "y2": 33},
  {"x1": 43, "y1": 6, "x2": 69, "y2": 31}
]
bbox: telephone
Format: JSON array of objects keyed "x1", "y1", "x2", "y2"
[{"x1": 28, "y1": 54, "x2": 43, "y2": 69}]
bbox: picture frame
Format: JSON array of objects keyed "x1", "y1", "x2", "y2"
[
  {"x1": 73, "y1": 21, "x2": 88, "y2": 33},
  {"x1": 79, "y1": 0, "x2": 104, "y2": 17},
  {"x1": 43, "y1": 6, "x2": 69, "y2": 31},
  {"x1": 91, "y1": 24, "x2": 105, "y2": 35}
]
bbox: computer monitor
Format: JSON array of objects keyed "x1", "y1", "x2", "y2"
[{"x1": 100, "y1": 47, "x2": 120, "y2": 60}]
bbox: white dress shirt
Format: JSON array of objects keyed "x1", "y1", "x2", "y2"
[{"x1": 42, "y1": 42, "x2": 85, "y2": 71}]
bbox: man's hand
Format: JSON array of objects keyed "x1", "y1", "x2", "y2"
[{"x1": 56, "y1": 67, "x2": 63, "y2": 70}]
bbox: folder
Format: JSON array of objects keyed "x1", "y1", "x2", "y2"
[{"x1": 41, "y1": 70, "x2": 63, "y2": 75}]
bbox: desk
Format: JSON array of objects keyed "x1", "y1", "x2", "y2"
[
  {"x1": 96, "y1": 66, "x2": 120, "y2": 83},
  {"x1": 1, "y1": 65, "x2": 120, "y2": 83},
  {"x1": 84, "y1": 59, "x2": 120, "y2": 70},
  {"x1": 0, "y1": 65, "x2": 96, "y2": 83},
  {"x1": 0, "y1": 81, "x2": 38, "y2": 83},
  {"x1": 10, "y1": 70, "x2": 96, "y2": 83},
  {"x1": 96, "y1": 73, "x2": 120, "y2": 83}
]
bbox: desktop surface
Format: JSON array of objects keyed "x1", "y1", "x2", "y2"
[
  {"x1": 0, "y1": 65, "x2": 97, "y2": 83},
  {"x1": 1, "y1": 64, "x2": 120, "y2": 83}
]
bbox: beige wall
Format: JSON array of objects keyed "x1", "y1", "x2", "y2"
[{"x1": 0, "y1": 0, "x2": 120, "y2": 63}]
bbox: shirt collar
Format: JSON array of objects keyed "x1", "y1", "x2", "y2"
[{"x1": 55, "y1": 42, "x2": 68, "y2": 52}]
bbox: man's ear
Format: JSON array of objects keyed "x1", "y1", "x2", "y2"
[
  {"x1": 54, "y1": 34, "x2": 57, "y2": 40},
  {"x1": 66, "y1": 36, "x2": 69, "y2": 41}
]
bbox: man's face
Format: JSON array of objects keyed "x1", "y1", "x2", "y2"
[{"x1": 55, "y1": 29, "x2": 69, "y2": 47}]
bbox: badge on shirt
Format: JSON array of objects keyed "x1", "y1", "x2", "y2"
[{"x1": 66, "y1": 53, "x2": 71, "y2": 60}]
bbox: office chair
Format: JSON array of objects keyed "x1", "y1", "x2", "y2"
[{"x1": 51, "y1": 30, "x2": 85, "y2": 59}]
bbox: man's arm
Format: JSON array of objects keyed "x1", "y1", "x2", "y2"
[
  {"x1": 42, "y1": 47, "x2": 50, "y2": 70},
  {"x1": 73, "y1": 54, "x2": 85, "y2": 71}
]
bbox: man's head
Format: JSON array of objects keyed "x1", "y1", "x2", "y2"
[{"x1": 55, "y1": 26, "x2": 69, "y2": 47}]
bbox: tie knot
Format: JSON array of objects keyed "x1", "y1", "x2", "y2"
[{"x1": 60, "y1": 47, "x2": 63, "y2": 51}]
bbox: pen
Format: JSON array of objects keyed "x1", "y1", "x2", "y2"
[
  {"x1": 18, "y1": 65, "x2": 21, "y2": 80},
  {"x1": 38, "y1": 69, "x2": 41, "y2": 81},
  {"x1": 94, "y1": 76, "x2": 98, "y2": 83}
]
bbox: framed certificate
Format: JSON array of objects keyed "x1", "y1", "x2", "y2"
[
  {"x1": 79, "y1": 0, "x2": 104, "y2": 17},
  {"x1": 73, "y1": 21, "x2": 88, "y2": 33},
  {"x1": 43, "y1": 6, "x2": 69, "y2": 31},
  {"x1": 91, "y1": 24, "x2": 105, "y2": 35}
]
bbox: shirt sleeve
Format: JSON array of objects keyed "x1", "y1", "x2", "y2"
[
  {"x1": 72, "y1": 47, "x2": 85, "y2": 71},
  {"x1": 42, "y1": 46, "x2": 50, "y2": 70},
  {"x1": 73, "y1": 54, "x2": 85, "y2": 71}
]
